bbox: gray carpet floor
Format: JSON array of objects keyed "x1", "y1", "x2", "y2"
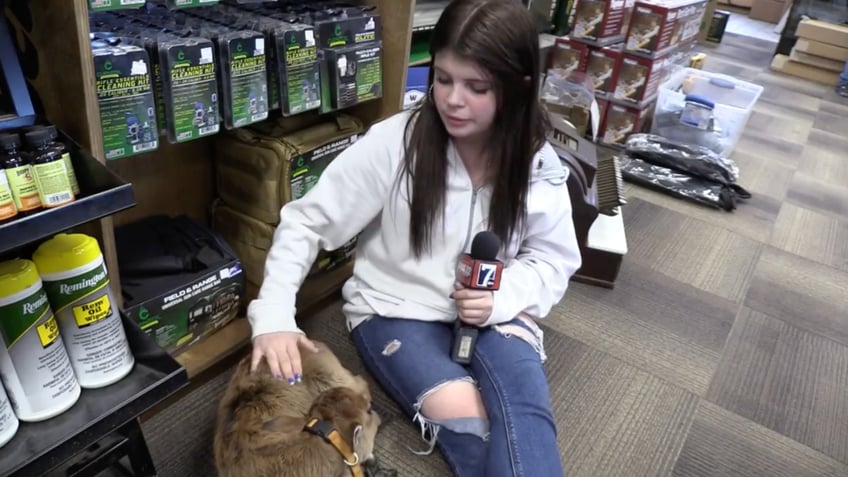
[{"x1": 118, "y1": 32, "x2": 848, "y2": 477}]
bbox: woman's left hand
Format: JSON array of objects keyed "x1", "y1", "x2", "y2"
[{"x1": 451, "y1": 282, "x2": 493, "y2": 326}]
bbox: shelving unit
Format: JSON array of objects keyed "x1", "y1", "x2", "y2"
[
  {"x1": 0, "y1": 132, "x2": 135, "y2": 256},
  {"x1": 1, "y1": 6, "x2": 415, "y2": 473},
  {"x1": 0, "y1": 1, "x2": 194, "y2": 474},
  {"x1": 0, "y1": 314, "x2": 188, "y2": 477}
]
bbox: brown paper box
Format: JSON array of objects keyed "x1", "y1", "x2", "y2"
[
  {"x1": 770, "y1": 54, "x2": 840, "y2": 86},
  {"x1": 793, "y1": 38, "x2": 848, "y2": 63}
]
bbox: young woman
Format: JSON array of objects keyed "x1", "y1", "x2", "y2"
[{"x1": 247, "y1": 0, "x2": 581, "y2": 475}]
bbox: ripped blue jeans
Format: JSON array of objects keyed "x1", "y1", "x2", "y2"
[{"x1": 351, "y1": 315, "x2": 565, "y2": 477}]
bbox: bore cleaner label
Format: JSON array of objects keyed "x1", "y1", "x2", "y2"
[
  {"x1": 0, "y1": 287, "x2": 78, "y2": 413},
  {"x1": 31, "y1": 161, "x2": 73, "y2": 208},
  {"x1": 42, "y1": 264, "x2": 134, "y2": 379}
]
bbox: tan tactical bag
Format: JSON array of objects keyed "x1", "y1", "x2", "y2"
[
  {"x1": 210, "y1": 200, "x2": 356, "y2": 289},
  {"x1": 212, "y1": 113, "x2": 365, "y2": 224},
  {"x1": 210, "y1": 114, "x2": 362, "y2": 293}
]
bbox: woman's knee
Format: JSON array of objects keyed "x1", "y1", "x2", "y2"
[
  {"x1": 419, "y1": 379, "x2": 487, "y2": 421},
  {"x1": 414, "y1": 378, "x2": 490, "y2": 443}
]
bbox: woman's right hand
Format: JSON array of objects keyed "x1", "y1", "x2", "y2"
[{"x1": 250, "y1": 331, "x2": 319, "y2": 384}]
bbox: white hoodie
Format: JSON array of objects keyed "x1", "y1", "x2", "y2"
[{"x1": 247, "y1": 110, "x2": 582, "y2": 338}]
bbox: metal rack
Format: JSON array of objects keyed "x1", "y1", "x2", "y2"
[{"x1": 0, "y1": 6, "x2": 190, "y2": 476}]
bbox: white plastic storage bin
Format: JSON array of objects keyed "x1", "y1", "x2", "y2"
[{"x1": 651, "y1": 67, "x2": 764, "y2": 157}]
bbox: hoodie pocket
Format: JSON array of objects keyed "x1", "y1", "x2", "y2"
[{"x1": 359, "y1": 289, "x2": 405, "y2": 317}]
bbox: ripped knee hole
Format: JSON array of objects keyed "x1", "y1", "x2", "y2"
[{"x1": 416, "y1": 379, "x2": 488, "y2": 421}]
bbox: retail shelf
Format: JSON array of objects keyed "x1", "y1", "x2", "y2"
[
  {"x1": 0, "y1": 132, "x2": 135, "y2": 256},
  {"x1": 0, "y1": 312, "x2": 189, "y2": 477},
  {"x1": 412, "y1": 0, "x2": 449, "y2": 32}
]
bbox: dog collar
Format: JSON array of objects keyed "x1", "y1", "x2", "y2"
[{"x1": 304, "y1": 417, "x2": 364, "y2": 477}]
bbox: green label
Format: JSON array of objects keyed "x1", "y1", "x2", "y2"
[
  {"x1": 281, "y1": 30, "x2": 321, "y2": 115},
  {"x1": 61, "y1": 153, "x2": 80, "y2": 195},
  {"x1": 32, "y1": 161, "x2": 74, "y2": 207},
  {"x1": 226, "y1": 37, "x2": 269, "y2": 128},
  {"x1": 0, "y1": 288, "x2": 50, "y2": 348},
  {"x1": 94, "y1": 48, "x2": 159, "y2": 160},
  {"x1": 0, "y1": 171, "x2": 16, "y2": 214},
  {"x1": 163, "y1": 42, "x2": 220, "y2": 142},
  {"x1": 5, "y1": 165, "x2": 40, "y2": 211},
  {"x1": 290, "y1": 136, "x2": 358, "y2": 200},
  {"x1": 329, "y1": 46, "x2": 382, "y2": 110},
  {"x1": 355, "y1": 46, "x2": 383, "y2": 103},
  {"x1": 42, "y1": 265, "x2": 110, "y2": 314}
]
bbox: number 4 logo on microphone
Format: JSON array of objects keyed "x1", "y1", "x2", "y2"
[{"x1": 476, "y1": 263, "x2": 498, "y2": 288}]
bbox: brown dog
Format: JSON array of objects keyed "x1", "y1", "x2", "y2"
[{"x1": 213, "y1": 340, "x2": 382, "y2": 477}]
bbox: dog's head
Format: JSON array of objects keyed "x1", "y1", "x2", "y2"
[{"x1": 308, "y1": 386, "x2": 382, "y2": 463}]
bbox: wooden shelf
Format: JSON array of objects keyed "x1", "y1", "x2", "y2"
[
  {"x1": 4, "y1": 0, "x2": 411, "y2": 438},
  {"x1": 174, "y1": 261, "x2": 354, "y2": 379}
]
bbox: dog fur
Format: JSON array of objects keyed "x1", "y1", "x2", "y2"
[{"x1": 214, "y1": 340, "x2": 381, "y2": 477}]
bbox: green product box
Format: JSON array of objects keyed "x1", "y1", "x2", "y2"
[
  {"x1": 314, "y1": 14, "x2": 383, "y2": 113},
  {"x1": 89, "y1": 0, "x2": 146, "y2": 11},
  {"x1": 158, "y1": 36, "x2": 221, "y2": 143},
  {"x1": 276, "y1": 25, "x2": 321, "y2": 116},
  {"x1": 125, "y1": 261, "x2": 244, "y2": 355},
  {"x1": 117, "y1": 216, "x2": 245, "y2": 356},
  {"x1": 216, "y1": 31, "x2": 269, "y2": 129},
  {"x1": 92, "y1": 43, "x2": 159, "y2": 160},
  {"x1": 325, "y1": 44, "x2": 383, "y2": 111}
]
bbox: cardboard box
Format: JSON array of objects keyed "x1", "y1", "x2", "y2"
[
  {"x1": 611, "y1": 53, "x2": 669, "y2": 105},
  {"x1": 793, "y1": 38, "x2": 848, "y2": 63},
  {"x1": 116, "y1": 215, "x2": 245, "y2": 356},
  {"x1": 621, "y1": 0, "x2": 637, "y2": 36},
  {"x1": 704, "y1": 10, "x2": 730, "y2": 43},
  {"x1": 750, "y1": 0, "x2": 789, "y2": 24},
  {"x1": 790, "y1": 49, "x2": 845, "y2": 72},
  {"x1": 549, "y1": 38, "x2": 591, "y2": 75},
  {"x1": 600, "y1": 102, "x2": 650, "y2": 145},
  {"x1": 570, "y1": 0, "x2": 628, "y2": 42},
  {"x1": 586, "y1": 46, "x2": 623, "y2": 95},
  {"x1": 796, "y1": 19, "x2": 848, "y2": 47},
  {"x1": 770, "y1": 54, "x2": 840, "y2": 86},
  {"x1": 625, "y1": 0, "x2": 707, "y2": 57}
]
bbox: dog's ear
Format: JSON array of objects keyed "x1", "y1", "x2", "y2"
[{"x1": 353, "y1": 424, "x2": 364, "y2": 447}]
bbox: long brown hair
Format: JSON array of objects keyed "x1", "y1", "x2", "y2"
[{"x1": 401, "y1": 0, "x2": 549, "y2": 258}]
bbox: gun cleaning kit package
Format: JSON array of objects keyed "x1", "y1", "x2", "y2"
[{"x1": 87, "y1": 1, "x2": 383, "y2": 156}]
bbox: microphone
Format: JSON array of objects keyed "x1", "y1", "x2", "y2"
[{"x1": 451, "y1": 231, "x2": 504, "y2": 364}]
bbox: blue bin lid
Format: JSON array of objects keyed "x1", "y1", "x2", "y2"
[
  {"x1": 684, "y1": 94, "x2": 715, "y2": 109},
  {"x1": 709, "y1": 77, "x2": 736, "y2": 89}
]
